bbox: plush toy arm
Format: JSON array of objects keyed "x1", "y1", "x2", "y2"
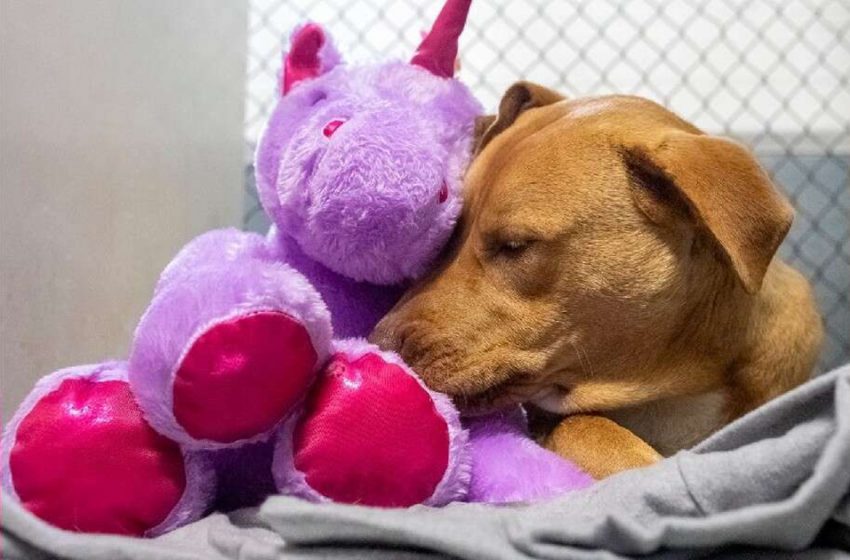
[
  {"x1": 129, "y1": 228, "x2": 333, "y2": 449},
  {"x1": 465, "y1": 408, "x2": 593, "y2": 503},
  {"x1": 273, "y1": 339, "x2": 470, "y2": 507}
]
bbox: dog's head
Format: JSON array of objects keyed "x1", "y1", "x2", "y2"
[{"x1": 371, "y1": 82, "x2": 793, "y2": 415}]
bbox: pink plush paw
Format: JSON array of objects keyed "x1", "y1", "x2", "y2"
[
  {"x1": 173, "y1": 311, "x2": 318, "y2": 444},
  {"x1": 273, "y1": 341, "x2": 469, "y2": 507},
  {"x1": 4, "y1": 367, "x2": 192, "y2": 536}
]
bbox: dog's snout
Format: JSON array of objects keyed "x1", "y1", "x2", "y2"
[
  {"x1": 371, "y1": 315, "x2": 427, "y2": 368},
  {"x1": 371, "y1": 311, "x2": 453, "y2": 389},
  {"x1": 368, "y1": 316, "x2": 403, "y2": 353}
]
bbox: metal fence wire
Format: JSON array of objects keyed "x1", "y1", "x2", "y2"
[{"x1": 244, "y1": 0, "x2": 850, "y2": 371}]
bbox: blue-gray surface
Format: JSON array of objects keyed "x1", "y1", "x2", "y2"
[
  {"x1": 4, "y1": 365, "x2": 849, "y2": 560},
  {"x1": 769, "y1": 154, "x2": 849, "y2": 373}
]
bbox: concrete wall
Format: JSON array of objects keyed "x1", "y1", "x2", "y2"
[{"x1": 0, "y1": 1, "x2": 248, "y2": 420}]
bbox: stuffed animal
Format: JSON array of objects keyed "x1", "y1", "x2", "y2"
[{"x1": 1, "y1": 0, "x2": 591, "y2": 538}]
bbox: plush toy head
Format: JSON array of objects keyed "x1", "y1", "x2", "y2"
[{"x1": 255, "y1": 0, "x2": 481, "y2": 285}]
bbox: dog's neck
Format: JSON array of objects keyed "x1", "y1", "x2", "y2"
[
  {"x1": 604, "y1": 251, "x2": 819, "y2": 455},
  {"x1": 596, "y1": 249, "x2": 760, "y2": 454},
  {"x1": 670, "y1": 246, "x2": 756, "y2": 373}
]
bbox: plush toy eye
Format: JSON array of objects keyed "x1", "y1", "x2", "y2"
[
  {"x1": 438, "y1": 181, "x2": 449, "y2": 203},
  {"x1": 322, "y1": 119, "x2": 346, "y2": 138}
]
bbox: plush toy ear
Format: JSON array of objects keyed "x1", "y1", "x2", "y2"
[
  {"x1": 474, "y1": 81, "x2": 565, "y2": 155},
  {"x1": 281, "y1": 23, "x2": 341, "y2": 95},
  {"x1": 621, "y1": 132, "x2": 794, "y2": 294}
]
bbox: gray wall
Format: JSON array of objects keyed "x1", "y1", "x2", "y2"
[{"x1": 0, "y1": 1, "x2": 248, "y2": 419}]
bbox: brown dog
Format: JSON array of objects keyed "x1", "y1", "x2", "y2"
[{"x1": 370, "y1": 82, "x2": 823, "y2": 478}]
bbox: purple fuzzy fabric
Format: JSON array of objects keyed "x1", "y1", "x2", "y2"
[
  {"x1": 212, "y1": 440, "x2": 278, "y2": 512},
  {"x1": 256, "y1": 58, "x2": 480, "y2": 286},
  {"x1": 129, "y1": 228, "x2": 333, "y2": 449},
  {"x1": 125, "y1": 21, "x2": 481, "y2": 509},
  {"x1": 465, "y1": 408, "x2": 594, "y2": 503},
  {"x1": 265, "y1": 227, "x2": 404, "y2": 337}
]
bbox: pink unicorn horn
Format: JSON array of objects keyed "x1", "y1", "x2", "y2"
[{"x1": 410, "y1": 0, "x2": 473, "y2": 78}]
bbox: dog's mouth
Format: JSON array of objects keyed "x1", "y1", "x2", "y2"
[
  {"x1": 452, "y1": 379, "x2": 516, "y2": 416},
  {"x1": 452, "y1": 375, "x2": 563, "y2": 417}
]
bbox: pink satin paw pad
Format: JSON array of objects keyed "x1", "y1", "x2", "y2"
[
  {"x1": 291, "y1": 352, "x2": 451, "y2": 507},
  {"x1": 9, "y1": 378, "x2": 186, "y2": 536},
  {"x1": 173, "y1": 311, "x2": 318, "y2": 443}
]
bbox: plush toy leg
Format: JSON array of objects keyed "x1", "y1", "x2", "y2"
[
  {"x1": 465, "y1": 408, "x2": 594, "y2": 503},
  {"x1": 213, "y1": 440, "x2": 278, "y2": 511},
  {"x1": 1, "y1": 362, "x2": 214, "y2": 537},
  {"x1": 129, "y1": 229, "x2": 333, "y2": 449},
  {"x1": 273, "y1": 339, "x2": 469, "y2": 507}
]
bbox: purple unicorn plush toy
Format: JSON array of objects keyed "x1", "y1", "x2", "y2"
[{"x1": 2, "y1": 0, "x2": 591, "y2": 539}]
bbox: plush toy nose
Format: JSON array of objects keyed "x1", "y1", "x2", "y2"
[
  {"x1": 297, "y1": 109, "x2": 454, "y2": 284},
  {"x1": 319, "y1": 117, "x2": 444, "y2": 223}
]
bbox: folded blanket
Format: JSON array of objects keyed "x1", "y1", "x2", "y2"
[{"x1": 3, "y1": 366, "x2": 849, "y2": 560}]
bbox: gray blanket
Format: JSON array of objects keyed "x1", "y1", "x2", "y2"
[{"x1": 4, "y1": 366, "x2": 849, "y2": 560}]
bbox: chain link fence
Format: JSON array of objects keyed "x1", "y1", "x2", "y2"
[{"x1": 244, "y1": 0, "x2": 849, "y2": 371}]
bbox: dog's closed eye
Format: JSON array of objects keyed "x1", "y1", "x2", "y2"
[
  {"x1": 490, "y1": 238, "x2": 536, "y2": 259},
  {"x1": 484, "y1": 228, "x2": 544, "y2": 259}
]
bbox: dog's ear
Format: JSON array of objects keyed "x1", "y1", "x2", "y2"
[
  {"x1": 474, "y1": 81, "x2": 565, "y2": 154},
  {"x1": 472, "y1": 114, "x2": 496, "y2": 152},
  {"x1": 622, "y1": 131, "x2": 794, "y2": 294}
]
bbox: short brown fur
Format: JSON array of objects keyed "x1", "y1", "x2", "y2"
[{"x1": 371, "y1": 83, "x2": 823, "y2": 473}]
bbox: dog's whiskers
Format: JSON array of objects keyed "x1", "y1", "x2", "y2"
[{"x1": 571, "y1": 340, "x2": 594, "y2": 379}]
